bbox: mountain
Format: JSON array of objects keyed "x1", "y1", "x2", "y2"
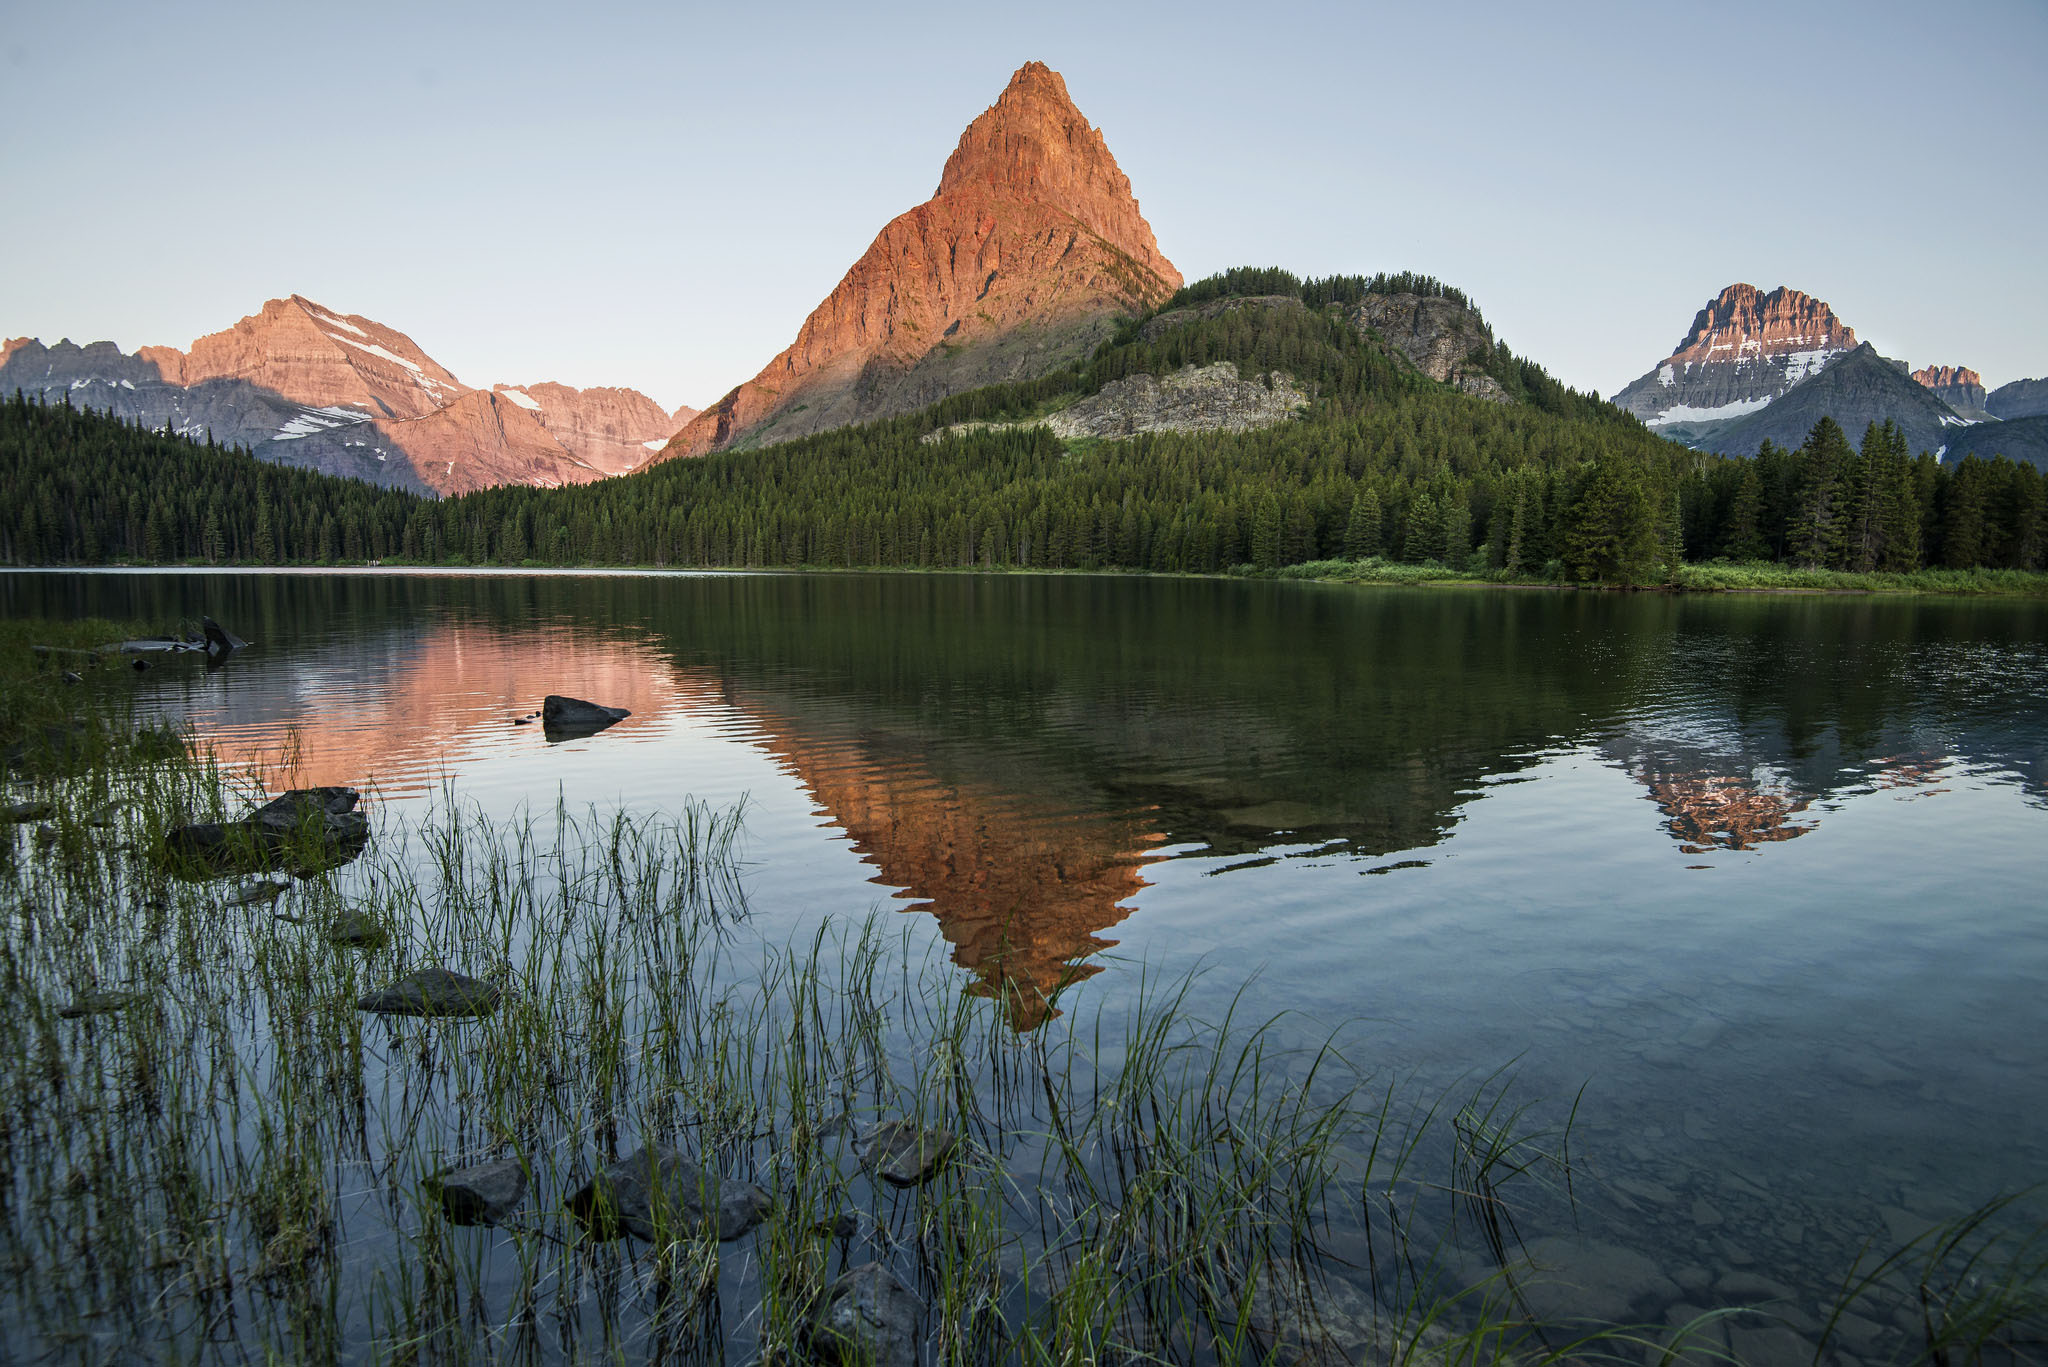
[
  {"x1": 661, "y1": 61, "x2": 1180, "y2": 460},
  {"x1": 1987, "y1": 377, "x2": 2048, "y2": 421},
  {"x1": 1613, "y1": 284, "x2": 1859, "y2": 441},
  {"x1": 1, "y1": 297, "x2": 686, "y2": 494},
  {"x1": 1913, "y1": 365, "x2": 1992, "y2": 422},
  {"x1": 1700, "y1": 342, "x2": 1968, "y2": 459},
  {"x1": 1939, "y1": 415, "x2": 2048, "y2": 472}
]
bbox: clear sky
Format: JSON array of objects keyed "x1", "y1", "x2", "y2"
[{"x1": 2, "y1": 0, "x2": 2042, "y2": 413}]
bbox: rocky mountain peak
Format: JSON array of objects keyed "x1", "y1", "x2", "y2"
[
  {"x1": 1614, "y1": 283, "x2": 1862, "y2": 439},
  {"x1": 662, "y1": 62, "x2": 1180, "y2": 460},
  {"x1": 1913, "y1": 364, "x2": 1981, "y2": 390},
  {"x1": 1913, "y1": 364, "x2": 1991, "y2": 422},
  {"x1": 1668, "y1": 284, "x2": 1857, "y2": 367}
]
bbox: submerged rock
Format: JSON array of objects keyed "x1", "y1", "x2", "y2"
[
  {"x1": 357, "y1": 968, "x2": 500, "y2": 1018},
  {"x1": 57, "y1": 989, "x2": 145, "y2": 1019},
  {"x1": 565, "y1": 1146, "x2": 770, "y2": 1242},
  {"x1": 325, "y1": 910, "x2": 389, "y2": 948},
  {"x1": 425, "y1": 1157, "x2": 528, "y2": 1226},
  {"x1": 225, "y1": 880, "x2": 292, "y2": 908},
  {"x1": 857, "y1": 1118, "x2": 956, "y2": 1187},
  {"x1": 808, "y1": 1261, "x2": 920, "y2": 1367},
  {"x1": 541, "y1": 695, "x2": 630, "y2": 740},
  {"x1": 162, "y1": 786, "x2": 369, "y2": 878},
  {"x1": 2, "y1": 800, "x2": 54, "y2": 823}
]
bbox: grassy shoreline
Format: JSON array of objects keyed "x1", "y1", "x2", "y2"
[{"x1": 11, "y1": 556, "x2": 2048, "y2": 599}]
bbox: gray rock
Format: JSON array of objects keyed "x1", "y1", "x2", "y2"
[
  {"x1": 57, "y1": 990, "x2": 145, "y2": 1019},
  {"x1": 923, "y1": 361, "x2": 1307, "y2": 445},
  {"x1": 163, "y1": 786, "x2": 369, "y2": 877},
  {"x1": 565, "y1": 1146, "x2": 769, "y2": 1242},
  {"x1": 225, "y1": 880, "x2": 291, "y2": 908},
  {"x1": 325, "y1": 910, "x2": 389, "y2": 948},
  {"x1": 858, "y1": 1118, "x2": 956, "y2": 1187},
  {"x1": 357, "y1": 968, "x2": 500, "y2": 1018},
  {"x1": 808, "y1": 1262, "x2": 920, "y2": 1367},
  {"x1": 425, "y1": 1157, "x2": 527, "y2": 1226},
  {"x1": 541, "y1": 695, "x2": 630, "y2": 739},
  {"x1": 1, "y1": 801, "x2": 54, "y2": 823}
]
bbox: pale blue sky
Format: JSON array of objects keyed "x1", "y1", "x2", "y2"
[{"x1": 2, "y1": 0, "x2": 2042, "y2": 412}]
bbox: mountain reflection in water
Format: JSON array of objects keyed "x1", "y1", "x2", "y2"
[{"x1": 4, "y1": 571, "x2": 2042, "y2": 1034}]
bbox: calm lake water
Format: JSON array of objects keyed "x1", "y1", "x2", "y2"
[{"x1": 6, "y1": 568, "x2": 2047, "y2": 1355}]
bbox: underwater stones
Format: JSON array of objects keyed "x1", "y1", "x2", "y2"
[
  {"x1": 541, "y1": 695, "x2": 630, "y2": 740},
  {"x1": 1502, "y1": 1235, "x2": 1684, "y2": 1324},
  {"x1": 163, "y1": 786, "x2": 369, "y2": 877},
  {"x1": 808, "y1": 1261, "x2": 920, "y2": 1367},
  {"x1": 357, "y1": 968, "x2": 500, "y2": 1018},
  {"x1": 57, "y1": 989, "x2": 145, "y2": 1019},
  {"x1": 565, "y1": 1146, "x2": 770, "y2": 1242},
  {"x1": 425, "y1": 1157, "x2": 527, "y2": 1226},
  {"x1": 857, "y1": 1118, "x2": 956, "y2": 1187},
  {"x1": 225, "y1": 880, "x2": 291, "y2": 908},
  {"x1": 325, "y1": 910, "x2": 389, "y2": 948}
]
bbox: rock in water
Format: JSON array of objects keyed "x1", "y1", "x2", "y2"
[
  {"x1": 857, "y1": 1118, "x2": 956, "y2": 1187},
  {"x1": 565, "y1": 1146, "x2": 770, "y2": 1242},
  {"x1": 2, "y1": 801, "x2": 55, "y2": 823},
  {"x1": 808, "y1": 1262, "x2": 921, "y2": 1367},
  {"x1": 57, "y1": 990, "x2": 145, "y2": 1019},
  {"x1": 357, "y1": 968, "x2": 501, "y2": 1018},
  {"x1": 425, "y1": 1157, "x2": 527, "y2": 1226},
  {"x1": 325, "y1": 910, "x2": 389, "y2": 948},
  {"x1": 225, "y1": 880, "x2": 291, "y2": 908},
  {"x1": 541, "y1": 695, "x2": 630, "y2": 739},
  {"x1": 162, "y1": 786, "x2": 370, "y2": 877}
]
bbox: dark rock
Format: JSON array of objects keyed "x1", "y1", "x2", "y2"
[
  {"x1": 200, "y1": 616, "x2": 247, "y2": 667},
  {"x1": 162, "y1": 786, "x2": 369, "y2": 877},
  {"x1": 2, "y1": 801, "x2": 55, "y2": 823},
  {"x1": 808, "y1": 1261, "x2": 921, "y2": 1367},
  {"x1": 541, "y1": 695, "x2": 630, "y2": 739},
  {"x1": 565, "y1": 1146, "x2": 770, "y2": 1242},
  {"x1": 58, "y1": 990, "x2": 145, "y2": 1019},
  {"x1": 357, "y1": 968, "x2": 500, "y2": 1018},
  {"x1": 812, "y1": 1210, "x2": 863, "y2": 1239},
  {"x1": 858, "y1": 1118, "x2": 956, "y2": 1187},
  {"x1": 425, "y1": 1156, "x2": 527, "y2": 1226},
  {"x1": 325, "y1": 910, "x2": 389, "y2": 948},
  {"x1": 130, "y1": 658, "x2": 152, "y2": 673},
  {"x1": 61, "y1": 671, "x2": 82, "y2": 686},
  {"x1": 225, "y1": 880, "x2": 291, "y2": 908}
]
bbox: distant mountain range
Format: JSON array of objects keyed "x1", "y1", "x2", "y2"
[
  {"x1": 0, "y1": 298, "x2": 693, "y2": 495},
  {"x1": 5, "y1": 62, "x2": 2043, "y2": 491},
  {"x1": 1612, "y1": 283, "x2": 2045, "y2": 470}
]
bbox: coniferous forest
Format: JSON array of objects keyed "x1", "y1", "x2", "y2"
[{"x1": 4, "y1": 270, "x2": 2043, "y2": 585}]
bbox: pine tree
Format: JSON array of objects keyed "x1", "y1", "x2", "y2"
[
  {"x1": 1790, "y1": 418, "x2": 1855, "y2": 568},
  {"x1": 1343, "y1": 486, "x2": 1381, "y2": 559},
  {"x1": 1723, "y1": 464, "x2": 1766, "y2": 560},
  {"x1": 1562, "y1": 451, "x2": 1659, "y2": 585}
]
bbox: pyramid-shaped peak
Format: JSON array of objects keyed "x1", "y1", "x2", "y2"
[{"x1": 938, "y1": 63, "x2": 1140, "y2": 223}]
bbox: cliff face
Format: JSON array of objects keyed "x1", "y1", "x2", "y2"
[
  {"x1": 1614, "y1": 284, "x2": 1859, "y2": 437},
  {"x1": 0, "y1": 300, "x2": 686, "y2": 496},
  {"x1": 494, "y1": 383, "x2": 690, "y2": 476},
  {"x1": 1344, "y1": 293, "x2": 1509, "y2": 402},
  {"x1": 1913, "y1": 365, "x2": 1991, "y2": 422},
  {"x1": 662, "y1": 61, "x2": 1180, "y2": 459}
]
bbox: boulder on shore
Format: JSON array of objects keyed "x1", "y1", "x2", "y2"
[
  {"x1": 565, "y1": 1146, "x2": 770, "y2": 1242},
  {"x1": 541, "y1": 695, "x2": 630, "y2": 740}
]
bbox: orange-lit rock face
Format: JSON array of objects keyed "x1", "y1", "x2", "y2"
[
  {"x1": 141, "y1": 295, "x2": 468, "y2": 422},
  {"x1": 1665, "y1": 284, "x2": 1857, "y2": 369},
  {"x1": 493, "y1": 382, "x2": 688, "y2": 476},
  {"x1": 1638, "y1": 768, "x2": 1818, "y2": 854},
  {"x1": 664, "y1": 61, "x2": 1181, "y2": 459},
  {"x1": 746, "y1": 722, "x2": 1163, "y2": 1030},
  {"x1": 380, "y1": 389, "x2": 604, "y2": 494}
]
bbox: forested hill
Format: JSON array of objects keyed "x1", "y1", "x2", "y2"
[{"x1": 4, "y1": 270, "x2": 2043, "y2": 581}]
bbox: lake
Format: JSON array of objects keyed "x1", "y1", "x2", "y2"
[{"x1": 4, "y1": 568, "x2": 2045, "y2": 1363}]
